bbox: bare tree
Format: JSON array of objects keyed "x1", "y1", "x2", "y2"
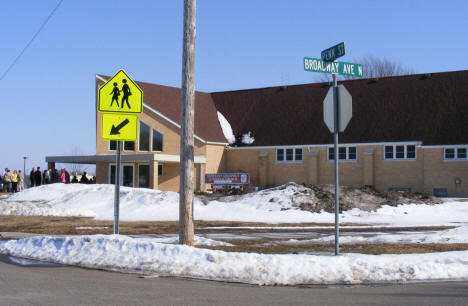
[
  {"x1": 315, "y1": 56, "x2": 414, "y2": 82},
  {"x1": 56, "y1": 146, "x2": 94, "y2": 176},
  {"x1": 358, "y1": 55, "x2": 414, "y2": 79}
]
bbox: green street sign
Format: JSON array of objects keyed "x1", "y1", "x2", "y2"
[
  {"x1": 303, "y1": 57, "x2": 363, "y2": 78},
  {"x1": 321, "y1": 42, "x2": 345, "y2": 62}
]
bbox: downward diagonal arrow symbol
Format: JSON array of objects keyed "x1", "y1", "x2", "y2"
[{"x1": 110, "y1": 118, "x2": 130, "y2": 135}]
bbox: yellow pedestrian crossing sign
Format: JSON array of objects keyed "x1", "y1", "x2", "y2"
[
  {"x1": 101, "y1": 113, "x2": 138, "y2": 141},
  {"x1": 98, "y1": 70, "x2": 143, "y2": 114}
]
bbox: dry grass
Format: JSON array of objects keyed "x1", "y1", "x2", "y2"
[
  {"x1": 0, "y1": 216, "x2": 337, "y2": 235},
  {"x1": 1, "y1": 216, "x2": 465, "y2": 255},
  {"x1": 201, "y1": 242, "x2": 468, "y2": 255}
]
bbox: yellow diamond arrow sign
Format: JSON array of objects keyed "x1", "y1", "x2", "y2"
[
  {"x1": 98, "y1": 70, "x2": 143, "y2": 114},
  {"x1": 101, "y1": 113, "x2": 138, "y2": 141}
]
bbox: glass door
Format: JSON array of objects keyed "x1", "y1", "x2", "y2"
[
  {"x1": 109, "y1": 165, "x2": 134, "y2": 187},
  {"x1": 138, "y1": 164, "x2": 150, "y2": 188}
]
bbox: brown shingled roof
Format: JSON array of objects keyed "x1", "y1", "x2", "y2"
[
  {"x1": 97, "y1": 75, "x2": 227, "y2": 144},
  {"x1": 211, "y1": 70, "x2": 468, "y2": 146}
]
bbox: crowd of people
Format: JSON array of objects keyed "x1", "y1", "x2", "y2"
[
  {"x1": 0, "y1": 168, "x2": 25, "y2": 193},
  {"x1": 1, "y1": 167, "x2": 96, "y2": 193}
]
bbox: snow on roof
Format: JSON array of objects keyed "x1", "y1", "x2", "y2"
[
  {"x1": 217, "y1": 111, "x2": 235, "y2": 144},
  {"x1": 241, "y1": 131, "x2": 255, "y2": 144}
]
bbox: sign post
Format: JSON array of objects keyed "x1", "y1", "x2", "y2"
[
  {"x1": 332, "y1": 72, "x2": 340, "y2": 256},
  {"x1": 98, "y1": 69, "x2": 143, "y2": 235},
  {"x1": 304, "y1": 43, "x2": 361, "y2": 255},
  {"x1": 114, "y1": 141, "x2": 121, "y2": 234}
]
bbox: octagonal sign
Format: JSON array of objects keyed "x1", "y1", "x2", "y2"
[
  {"x1": 98, "y1": 70, "x2": 143, "y2": 114},
  {"x1": 323, "y1": 85, "x2": 352, "y2": 133}
]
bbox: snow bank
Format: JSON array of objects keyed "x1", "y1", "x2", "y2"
[
  {"x1": 1, "y1": 235, "x2": 467, "y2": 285},
  {"x1": 2, "y1": 184, "x2": 468, "y2": 225},
  {"x1": 216, "y1": 111, "x2": 235, "y2": 144},
  {"x1": 3, "y1": 184, "x2": 183, "y2": 221}
]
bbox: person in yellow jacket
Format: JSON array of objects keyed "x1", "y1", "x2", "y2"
[{"x1": 11, "y1": 170, "x2": 19, "y2": 193}]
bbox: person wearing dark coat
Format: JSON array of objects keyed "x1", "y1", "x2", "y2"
[
  {"x1": 64, "y1": 169, "x2": 70, "y2": 184},
  {"x1": 29, "y1": 167, "x2": 35, "y2": 187},
  {"x1": 79, "y1": 172, "x2": 89, "y2": 184},
  {"x1": 34, "y1": 167, "x2": 42, "y2": 186},
  {"x1": 51, "y1": 169, "x2": 59, "y2": 183}
]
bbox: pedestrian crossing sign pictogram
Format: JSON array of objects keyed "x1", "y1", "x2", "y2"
[
  {"x1": 98, "y1": 70, "x2": 143, "y2": 114},
  {"x1": 101, "y1": 113, "x2": 138, "y2": 141}
]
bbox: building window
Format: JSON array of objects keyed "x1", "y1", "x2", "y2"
[
  {"x1": 110, "y1": 141, "x2": 135, "y2": 151},
  {"x1": 444, "y1": 147, "x2": 468, "y2": 160},
  {"x1": 139, "y1": 121, "x2": 150, "y2": 151},
  {"x1": 286, "y1": 148, "x2": 294, "y2": 161},
  {"x1": 138, "y1": 164, "x2": 162, "y2": 188},
  {"x1": 277, "y1": 149, "x2": 284, "y2": 161},
  {"x1": 276, "y1": 148, "x2": 303, "y2": 162},
  {"x1": 295, "y1": 148, "x2": 303, "y2": 161},
  {"x1": 328, "y1": 146, "x2": 357, "y2": 161},
  {"x1": 109, "y1": 140, "x2": 117, "y2": 151},
  {"x1": 124, "y1": 141, "x2": 135, "y2": 151},
  {"x1": 158, "y1": 164, "x2": 163, "y2": 176},
  {"x1": 384, "y1": 145, "x2": 416, "y2": 160},
  {"x1": 152, "y1": 129, "x2": 163, "y2": 152}
]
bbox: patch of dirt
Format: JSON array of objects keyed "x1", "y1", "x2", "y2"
[
  {"x1": 299, "y1": 183, "x2": 442, "y2": 213},
  {"x1": 199, "y1": 182, "x2": 443, "y2": 213},
  {"x1": 0, "y1": 216, "x2": 338, "y2": 236}
]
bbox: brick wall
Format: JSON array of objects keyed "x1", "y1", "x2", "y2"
[{"x1": 226, "y1": 145, "x2": 468, "y2": 196}]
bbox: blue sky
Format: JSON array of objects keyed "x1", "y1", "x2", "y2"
[{"x1": 1, "y1": 0, "x2": 467, "y2": 172}]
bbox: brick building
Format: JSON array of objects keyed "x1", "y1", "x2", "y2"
[{"x1": 47, "y1": 70, "x2": 468, "y2": 196}]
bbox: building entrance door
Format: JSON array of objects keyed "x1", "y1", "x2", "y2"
[
  {"x1": 138, "y1": 164, "x2": 149, "y2": 188},
  {"x1": 109, "y1": 164, "x2": 134, "y2": 187}
]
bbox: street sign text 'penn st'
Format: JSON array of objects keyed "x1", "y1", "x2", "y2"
[
  {"x1": 303, "y1": 57, "x2": 363, "y2": 78},
  {"x1": 321, "y1": 42, "x2": 345, "y2": 62}
]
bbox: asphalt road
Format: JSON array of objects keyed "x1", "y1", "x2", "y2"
[{"x1": 0, "y1": 256, "x2": 467, "y2": 306}]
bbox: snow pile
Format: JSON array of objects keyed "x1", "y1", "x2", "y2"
[
  {"x1": 1, "y1": 235, "x2": 467, "y2": 285},
  {"x1": 1, "y1": 183, "x2": 468, "y2": 226},
  {"x1": 217, "y1": 111, "x2": 235, "y2": 144},
  {"x1": 0, "y1": 183, "x2": 317, "y2": 223},
  {"x1": 2, "y1": 184, "x2": 184, "y2": 221},
  {"x1": 241, "y1": 131, "x2": 255, "y2": 144}
]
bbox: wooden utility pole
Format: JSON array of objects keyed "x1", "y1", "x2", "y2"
[{"x1": 179, "y1": 0, "x2": 196, "y2": 246}]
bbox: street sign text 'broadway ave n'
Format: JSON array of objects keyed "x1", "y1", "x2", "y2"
[{"x1": 303, "y1": 57, "x2": 363, "y2": 78}]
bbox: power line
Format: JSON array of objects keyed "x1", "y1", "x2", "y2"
[{"x1": 0, "y1": 0, "x2": 65, "y2": 82}]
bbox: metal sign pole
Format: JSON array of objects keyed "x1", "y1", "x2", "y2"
[
  {"x1": 114, "y1": 141, "x2": 121, "y2": 235},
  {"x1": 333, "y1": 72, "x2": 340, "y2": 256}
]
